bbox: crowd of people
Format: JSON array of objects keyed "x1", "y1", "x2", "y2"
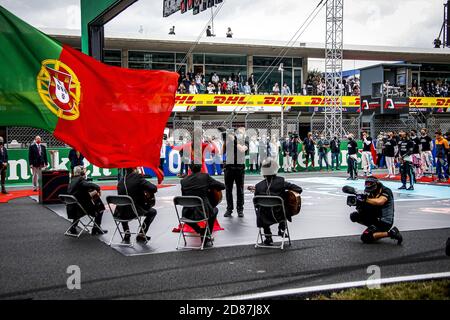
[
  {"x1": 177, "y1": 71, "x2": 361, "y2": 96},
  {"x1": 409, "y1": 79, "x2": 449, "y2": 97}
]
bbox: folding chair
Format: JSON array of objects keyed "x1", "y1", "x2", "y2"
[
  {"x1": 173, "y1": 196, "x2": 212, "y2": 250},
  {"x1": 253, "y1": 195, "x2": 292, "y2": 250},
  {"x1": 59, "y1": 194, "x2": 102, "y2": 238},
  {"x1": 106, "y1": 195, "x2": 146, "y2": 247}
]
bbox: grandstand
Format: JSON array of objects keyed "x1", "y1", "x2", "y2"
[{"x1": 2, "y1": 29, "x2": 450, "y2": 143}]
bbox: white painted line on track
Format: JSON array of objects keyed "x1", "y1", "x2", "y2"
[{"x1": 220, "y1": 271, "x2": 450, "y2": 300}]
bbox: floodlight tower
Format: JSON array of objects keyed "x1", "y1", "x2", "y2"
[{"x1": 323, "y1": 0, "x2": 345, "y2": 139}]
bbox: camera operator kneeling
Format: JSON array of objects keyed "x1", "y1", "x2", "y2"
[{"x1": 350, "y1": 177, "x2": 403, "y2": 245}]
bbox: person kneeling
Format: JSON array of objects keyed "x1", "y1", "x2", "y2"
[
  {"x1": 180, "y1": 164, "x2": 225, "y2": 247},
  {"x1": 254, "y1": 158, "x2": 302, "y2": 246},
  {"x1": 350, "y1": 177, "x2": 403, "y2": 245},
  {"x1": 117, "y1": 168, "x2": 158, "y2": 243},
  {"x1": 67, "y1": 166, "x2": 108, "y2": 235}
]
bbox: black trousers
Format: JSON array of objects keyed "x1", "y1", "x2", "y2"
[
  {"x1": 347, "y1": 156, "x2": 357, "y2": 179},
  {"x1": 187, "y1": 207, "x2": 218, "y2": 236},
  {"x1": 224, "y1": 166, "x2": 245, "y2": 211},
  {"x1": 73, "y1": 211, "x2": 103, "y2": 229},
  {"x1": 0, "y1": 164, "x2": 6, "y2": 189},
  {"x1": 263, "y1": 221, "x2": 287, "y2": 237},
  {"x1": 400, "y1": 161, "x2": 414, "y2": 186},
  {"x1": 121, "y1": 208, "x2": 157, "y2": 234}
]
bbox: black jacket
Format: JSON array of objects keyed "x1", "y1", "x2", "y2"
[
  {"x1": 117, "y1": 172, "x2": 157, "y2": 217},
  {"x1": 254, "y1": 176, "x2": 302, "y2": 226},
  {"x1": 28, "y1": 143, "x2": 48, "y2": 167},
  {"x1": 67, "y1": 176, "x2": 101, "y2": 219},
  {"x1": 0, "y1": 146, "x2": 8, "y2": 164},
  {"x1": 68, "y1": 149, "x2": 84, "y2": 169},
  {"x1": 181, "y1": 172, "x2": 225, "y2": 220}
]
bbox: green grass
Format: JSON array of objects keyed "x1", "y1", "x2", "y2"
[{"x1": 312, "y1": 280, "x2": 450, "y2": 300}]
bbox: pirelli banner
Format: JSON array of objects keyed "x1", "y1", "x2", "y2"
[{"x1": 173, "y1": 94, "x2": 450, "y2": 113}]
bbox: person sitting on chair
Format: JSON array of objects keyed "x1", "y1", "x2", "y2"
[
  {"x1": 117, "y1": 167, "x2": 158, "y2": 243},
  {"x1": 67, "y1": 166, "x2": 107, "y2": 235},
  {"x1": 254, "y1": 158, "x2": 303, "y2": 246},
  {"x1": 180, "y1": 163, "x2": 225, "y2": 246}
]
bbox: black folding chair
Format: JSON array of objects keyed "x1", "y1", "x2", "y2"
[
  {"x1": 173, "y1": 196, "x2": 212, "y2": 250},
  {"x1": 106, "y1": 195, "x2": 146, "y2": 247},
  {"x1": 253, "y1": 195, "x2": 291, "y2": 250},
  {"x1": 59, "y1": 194, "x2": 102, "y2": 238}
]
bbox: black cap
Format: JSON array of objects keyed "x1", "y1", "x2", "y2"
[{"x1": 364, "y1": 177, "x2": 379, "y2": 193}]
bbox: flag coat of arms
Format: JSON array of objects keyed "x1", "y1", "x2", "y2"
[{"x1": 0, "y1": 6, "x2": 179, "y2": 182}]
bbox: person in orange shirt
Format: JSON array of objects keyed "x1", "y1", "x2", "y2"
[{"x1": 434, "y1": 131, "x2": 449, "y2": 182}]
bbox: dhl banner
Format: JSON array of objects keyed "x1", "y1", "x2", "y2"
[
  {"x1": 174, "y1": 94, "x2": 360, "y2": 112},
  {"x1": 173, "y1": 94, "x2": 450, "y2": 113}
]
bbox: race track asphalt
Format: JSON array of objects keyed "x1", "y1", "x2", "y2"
[{"x1": 0, "y1": 196, "x2": 449, "y2": 300}]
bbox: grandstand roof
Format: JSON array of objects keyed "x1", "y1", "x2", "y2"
[{"x1": 45, "y1": 28, "x2": 450, "y2": 63}]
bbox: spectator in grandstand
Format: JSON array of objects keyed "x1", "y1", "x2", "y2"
[
  {"x1": 198, "y1": 80, "x2": 207, "y2": 94},
  {"x1": 243, "y1": 81, "x2": 251, "y2": 95},
  {"x1": 221, "y1": 78, "x2": 228, "y2": 94},
  {"x1": 317, "y1": 78, "x2": 325, "y2": 95},
  {"x1": 182, "y1": 74, "x2": 191, "y2": 91},
  {"x1": 419, "y1": 128, "x2": 433, "y2": 175},
  {"x1": 272, "y1": 83, "x2": 280, "y2": 95},
  {"x1": 206, "y1": 25, "x2": 214, "y2": 37},
  {"x1": 236, "y1": 72, "x2": 244, "y2": 92},
  {"x1": 178, "y1": 82, "x2": 187, "y2": 94},
  {"x1": 169, "y1": 26, "x2": 175, "y2": 35},
  {"x1": 0, "y1": 136, "x2": 8, "y2": 194},
  {"x1": 384, "y1": 132, "x2": 397, "y2": 178},
  {"x1": 226, "y1": 27, "x2": 233, "y2": 38},
  {"x1": 207, "y1": 82, "x2": 215, "y2": 94},
  {"x1": 410, "y1": 86, "x2": 418, "y2": 96},
  {"x1": 317, "y1": 135, "x2": 330, "y2": 172},
  {"x1": 417, "y1": 86, "x2": 425, "y2": 97},
  {"x1": 195, "y1": 73, "x2": 203, "y2": 85},
  {"x1": 281, "y1": 83, "x2": 291, "y2": 95},
  {"x1": 227, "y1": 77, "x2": 234, "y2": 91},
  {"x1": 352, "y1": 84, "x2": 360, "y2": 96},
  {"x1": 435, "y1": 131, "x2": 449, "y2": 182},
  {"x1": 301, "y1": 84, "x2": 307, "y2": 95},
  {"x1": 248, "y1": 73, "x2": 256, "y2": 93},
  {"x1": 211, "y1": 72, "x2": 220, "y2": 86},
  {"x1": 303, "y1": 132, "x2": 316, "y2": 171},
  {"x1": 188, "y1": 81, "x2": 199, "y2": 94},
  {"x1": 330, "y1": 136, "x2": 341, "y2": 170}
]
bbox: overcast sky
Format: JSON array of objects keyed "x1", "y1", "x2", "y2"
[{"x1": 0, "y1": 0, "x2": 446, "y2": 70}]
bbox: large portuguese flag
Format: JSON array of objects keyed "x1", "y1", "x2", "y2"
[{"x1": 0, "y1": 6, "x2": 179, "y2": 182}]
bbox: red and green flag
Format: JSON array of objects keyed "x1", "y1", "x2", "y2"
[{"x1": 0, "y1": 6, "x2": 179, "y2": 182}]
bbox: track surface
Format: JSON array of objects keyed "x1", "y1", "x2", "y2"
[{"x1": 0, "y1": 172, "x2": 449, "y2": 299}]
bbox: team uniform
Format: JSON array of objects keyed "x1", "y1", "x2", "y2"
[
  {"x1": 410, "y1": 135, "x2": 422, "y2": 179},
  {"x1": 347, "y1": 139, "x2": 358, "y2": 180},
  {"x1": 398, "y1": 138, "x2": 415, "y2": 189},
  {"x1": 419, "y1": 135, "x2": 433, "y2": 175}
]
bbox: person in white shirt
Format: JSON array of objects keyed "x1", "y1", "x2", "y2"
[
  {"x1": 243, "y1": 81, "x2": 251, "y2": 95},
  {"x1": 207, "y1": 82, "x2": 215, "y2": 94},
  {"x1": 269, "y1": 136, "x2": 281, "y2": 166},
  {"x1": 188, "y1": 81, "x2": 199, "y2": 94},
  {"x1": 160, "y1": 135, "x2": 168, "y2": 171},
  {"x1": 281, "y1": 83, "x2": 291, "y2": 95},
  {"x1": 272, "y1": 83, "x2": 280, "y2": 95},
  {"x1": 249, "y1": 135, "x2": 259, "y2": 172}
]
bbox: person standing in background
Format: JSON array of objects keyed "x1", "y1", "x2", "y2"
[
  {"x1": 249, "y1": 135, "x2": 259, "y2": 173},
  {"x1": 282, "y1": 136, "x2": 293, "y2": 172},
  {"x1": 410, "y1": 129, "x2": 422, "y2": 180},
  {"x1": 28, "y1": 136, "x2": 48, "y2": 191},
  {"x1": 383, "y1": 132, "x2": 397, "y2": 178},
  {"x1": 160, "y1": 134, "x2": 168, "y2": 172},
  {"x1": 347, "y1": 134, "x2": 358, "y2": 180},
  {"x1": 303, "y1": 132, "x2": 316, "y2": 171},
  {"x1": 0, "y1": 137, "x2": 8, "y2": 194},
  {"x1": 376, "y1": 134, "x2": 384, "y2": 169},
  {"x1": 317, "y1": 134, "x2": 330, "y2": 172},
  {"x1": 361, "y1": 131, "x2": 373, "y2": 177},
  {"x1": 419, "y1": 128, "x2": 433, "y2": 176},
  {"x1": 330, "y1": 136, "x2": 341, "y2": 170},
  {"x1": 68, "y1": 148, "x2": 84, "y2": 176}
]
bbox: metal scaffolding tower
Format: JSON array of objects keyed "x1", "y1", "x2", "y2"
[{"x1": 324, "y1": 0, "x2": 345, "y2": 138}]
